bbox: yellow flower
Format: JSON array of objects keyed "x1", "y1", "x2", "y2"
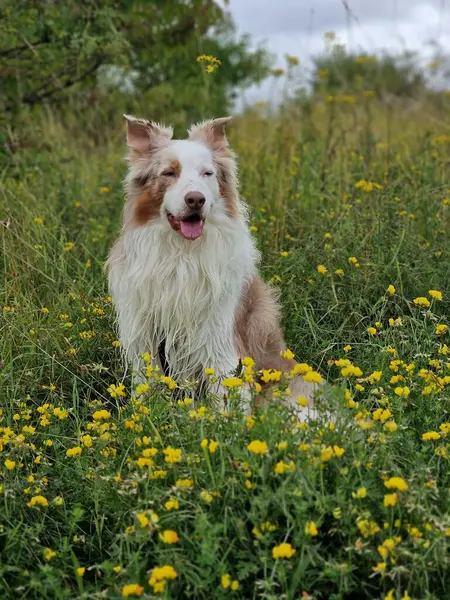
[
  {"x1": 280, "y1": 251, "x2": 289, "y2": 257},
  {"x1": 221, "y1": 574, "x2": 231, "y2": 589},
  {"x1": 280, "y1": 349, "x2": 295, "y2": 360},
  {"x1": 435, "y1": 324, "x2": 449, "y2": 335},
  {"x1": 343, "y1": 344, "x2": 352, "y2": 352},
  {"x1": 159, "y1": 530, "x2": 179, "y2": 544},
  {"x1": 76, "y1": 567, "x2": 85, "y2": 577},
  {"x1": 384, "y1": 421, "x2": 398, "y2": 433},
  {"x1": 163, "y1": 447, "x2": 182, "y2": 464},
  {"x1": 231, "y1": 580, "x2": 239, "y2": 591},
  {"x1": 66, "y1": 446, "x2": 82, "y2": 457},
  {"x1": 176, "y1": 478, "x2": 193, "y2": 489},
  {"x1": 135, "y1": 383, "x2": 149, "y2": 396},
  {"x1": 222, "y1": 377, "x2": 243, "y2": 388},
  {"x1": 107, "y1": 383, "x2": 126, "y2": 398},
  {"x1": 165, "y1": 498, "x2": 179, "y2": 511},
  {"x1": 317, "y1": 264, "x2": 328, "y2": 274},
  {"x1": 27, "y1": 495, "x2": 49, "y2": 508},
  {"x1": 4, "y1": 459, "x2": 16, "y2": 470},
  {"x1": 413, "y1": 296, "x2": 431, "y2": 308},
  {"x1": 121, "y1": 584, "x2": 144, "y2": 597},
  {"x1": 304, "y1": 521, "x2": 318, "y2": 536},
  {"x1": 383, "y1": 493, "x2": 398, "y2": 507},
  {"x1": 43, "y1": 548, "x2": 56, "y2": 561},
  {"x1": 208, "y1": 440, "x2": 219, "y2": 453},
  {"x1": 303, "y1": 370, "x2": 323, "y2": 384},
  {"x1": 260, "y1": 369, "x2": 282, "y2": 383},
  {"x1": 335, "y1": 269, "x2": 345, "y2": 276},
  {"x1": 204, "y1": 367, "x2": 215, "y2": 376},
  {"x1": 340, "y1": 364, "x2": 363, "y2": 377},
  {"x1": 384, "y1": 476, "x2": 408, "y2": 491},
  {"x1": 333, "y1": 445, "x2": 345, "y2": 457},
  {"x1": 372, "y1": 562, "x2": 386, "y2": 573},
  {"x1": 247, "y1": 440, "x2": 269, "y2": 454},
  {"x1": 99, "y1": 187, "x2": 111, "y2": 194},
  {"x1": 386, "y1": 285, "x2": 396, "y2": 294},
  {"x1": 92, "y1": 409, "x2": 111, "y2": 421},
  {"x1": 352, "y1": 487, "x2": 367, "y2": 499},
  {"x1": 136, "y1": 512, "x2": 150, "y2": 528},
  {"x1": 367, "y1": 327, "x2": 377, "y2": 336},
  {"x1": 429, "y1": 289, "x2": 443, "y2": 301},
  {"x1": 272, "y1": 542, "x2": 296, "y2": 558},
  {"x1": 148, "y1": 565, "x2": 178, "y2": 589},
  {"x1": 422, "y1": 431, "x2": 440, "y2": 440},
  {"x1": 394, "y1": 386, "x2": 410, "y2": 398},
  {"x1": 321, "y1": 446, "x2": 334, "y2": 461},
  {"x1": 81, "y1": 434, "x2": 93, "y2": 448}
]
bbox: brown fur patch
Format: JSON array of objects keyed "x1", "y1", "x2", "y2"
[
  {"x1": 234, "y1": 276, "x2": 286, "y2": 370},
  {"x1": 166, "y1": 159, "x2": 181, "y2": 177},
  {"x1": 134, "y1": 184, "x2": 165, "y2": 226},
  {"x1": 133, "y1": 161, "x2": 182, "y2": 226}
]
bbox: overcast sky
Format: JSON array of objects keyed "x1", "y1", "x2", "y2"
[{"x1": 227, "y1": 0, "x2": 450, "y2": 103}]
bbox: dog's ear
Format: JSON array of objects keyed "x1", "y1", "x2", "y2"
[
  {"x1": 123, "y1": 114, "x2": 173, "y2": 155},
  {"x1": 188, "y1": 117, "x2": 233, "y2": 153}
]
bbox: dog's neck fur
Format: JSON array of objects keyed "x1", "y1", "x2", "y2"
[{"x1": 108, "y1": 214, "x2": 257, "y2": 382}]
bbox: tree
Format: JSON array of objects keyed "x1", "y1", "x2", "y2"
[{"x1": 0, "y1": 0, "x2": 270, "y2": 118}]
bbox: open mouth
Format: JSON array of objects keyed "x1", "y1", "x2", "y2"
[{"x1": 167, "y1": 213, "x2": 205, "y2": 240}]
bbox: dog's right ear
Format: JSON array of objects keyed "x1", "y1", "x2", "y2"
[{"x1": 123, "y1": 115, "x2": 173, "y2": 155}]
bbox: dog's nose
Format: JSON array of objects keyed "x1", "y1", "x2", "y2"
[{"x1": 184, "y1": 191, "x2": 205, "y2": 210}]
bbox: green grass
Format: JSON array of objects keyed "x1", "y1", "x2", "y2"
[{"x1": 1, "y1": 99, "x2": 450, "y2": 599}]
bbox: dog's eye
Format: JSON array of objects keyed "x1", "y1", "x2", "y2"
[
  {"x1": 162, "y1": 170, "x2": 176, "y2": 177},
  {"x1": 203, "y1": 171, "x2": 214, "y2": 177}
]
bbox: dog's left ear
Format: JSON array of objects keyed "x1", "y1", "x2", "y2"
[{"x1": 188, "y1": 117, "x2": 233, "y2": 153}]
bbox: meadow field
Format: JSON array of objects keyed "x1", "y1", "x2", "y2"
[{"x1": 1, "y1": 95, "x2": 450, "y2": 600}]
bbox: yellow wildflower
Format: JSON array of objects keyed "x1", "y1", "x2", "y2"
[
  {"x1": 304, "y1": 521, "x2": 318, "y2": 536},
  {"x1": 121, "y1": 584, "x2": 144, "y2": 597},
  {"x1": 384, "y1": 476, "x2": 408, "y2": 491},
  {"x1": 159, "y1": 530, "x2": 179, "y2": 544},
  {"x1": 247, "y1": 440, "x2": 269, "y2": 454},
  {"x1": 429, "y1": 289, "x2": 443, "y2": 301},
  {"x1": 422, "y1": 431, "x2": 440, "y2": 440},
  {"x1": 272, "y1": 542, "x2": 296, "y2": 558},
  {"x1": 413, "y1": 297, "x2": 431, "y2": 308}
]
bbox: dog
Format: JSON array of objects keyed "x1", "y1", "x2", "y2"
[{"x1": 106, "y1": 115, "x2": 320, "y2": 416}]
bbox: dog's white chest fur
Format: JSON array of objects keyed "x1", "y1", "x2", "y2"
[{"x1": 108, "y1": 217, "x2": 257, "y2": 381}]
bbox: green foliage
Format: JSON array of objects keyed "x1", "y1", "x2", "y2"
[
  {"x1": 311, "y1": 45, "x2": 426, "y2": 98},
  {"x1": 0, "y1": 0, "x2": 270, "y2": 124},
  {"x1": 1, "y1": 98, "x2": 450, "y2": 598}
]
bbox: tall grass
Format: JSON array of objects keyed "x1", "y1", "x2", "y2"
[{"x1": 0, "y1": 96, "x2": 450, "y2": 599}]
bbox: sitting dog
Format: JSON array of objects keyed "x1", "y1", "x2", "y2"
[{"x1": 106, "y1": 115, "x2": 319, "y2": 415}]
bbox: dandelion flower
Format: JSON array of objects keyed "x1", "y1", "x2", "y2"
[{"x1": 317, "y1": 264, "x2": 328, "y2": 274}]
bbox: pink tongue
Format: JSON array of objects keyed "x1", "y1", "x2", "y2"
[{"x1": 180, "y1": 219, "x2": 204, "y2": 240}]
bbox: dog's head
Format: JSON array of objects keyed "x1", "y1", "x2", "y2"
[{"x1": 123, "y1": 115, "x2": 239, "y2": 240}]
